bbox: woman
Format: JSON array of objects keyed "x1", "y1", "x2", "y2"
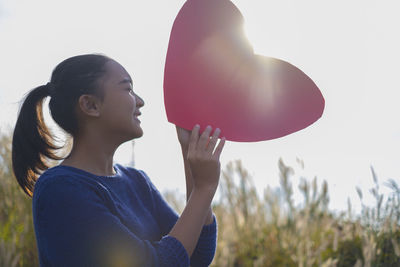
[{"x1": 12, "y1": 54, "x2": 226, "y2": 266}]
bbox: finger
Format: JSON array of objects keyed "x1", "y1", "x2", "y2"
[
  {"x1": 198, "y1": 125, "x2": 212, "y2": 150},
  {"x1": 176, "y1": 125, "x2": 190, "y2": 137},
  {"x1": 206, "y1": 128, "x2": 221, "y2": 153},
  {"x1": 213, "y1": 137, "x2": 226, "y2": 160},
  {"x1": 175, "y1": 125, "x2": 183, "y2": 136},
  {"x1": 188, "y1": 124, "x2": 200, "y2": 153},
  {"x1": 175, "y1": 125, "x2": 183, "y2": 135}
]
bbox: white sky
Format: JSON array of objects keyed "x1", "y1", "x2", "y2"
[{"x1": 0, "y1": 0, "x2": 399, "y2": 213}]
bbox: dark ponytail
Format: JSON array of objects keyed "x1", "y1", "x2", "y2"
[
  {"x1": 12, "y1": 54, "x2": 111, "y2": 197},
  {"x1": 12, "y1": 84, "x2": 62, "y2": 197}
]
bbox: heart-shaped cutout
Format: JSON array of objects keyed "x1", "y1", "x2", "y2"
[{"x1": 164, "y1": 0, "x2": 325, "y2": 142}]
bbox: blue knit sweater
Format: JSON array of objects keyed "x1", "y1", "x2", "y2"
[{"x1": 32, "y1": 164, "x2": 217, "y2": 267}]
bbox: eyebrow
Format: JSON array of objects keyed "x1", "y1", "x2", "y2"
[{"x1": 118, "y1": 78, "x2": 133, "y2": 85}]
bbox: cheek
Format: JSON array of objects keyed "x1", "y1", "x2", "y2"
[
  {"x1": 103, "y1": 96, "x2": 133, "y2": 121},
  {"x1": 122, "y1": 96, "x2": 136, "y2": 121},
  {"x1": 118, "y1": 94, "x2": 135, "y2": 112},
  {"x1": 125, "y1": 97, "x2": 136, "y2": 116}
]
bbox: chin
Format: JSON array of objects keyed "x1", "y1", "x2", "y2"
[
  {"x1": 135, "y1": 131, "x2": 143, "y2": 138},
  {"x1": 132, "y1": 127, "x2": 143, "y2": 139},
  {"x1": 120, "y1": 127, "x2": 143, "y2": 143}
]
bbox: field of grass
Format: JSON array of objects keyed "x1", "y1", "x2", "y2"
[
  {"x1": 209, "y1": 160, "x2": 400, "y2": 266},
  {"x1": 1, "y1": 130, "x2": 399, "y2": 266}
]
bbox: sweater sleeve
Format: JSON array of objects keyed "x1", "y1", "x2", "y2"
[
  {"x1": 189, "y1": 215, "x2": 217, "y2": 267},
  {"x1": 32, "y1": 176, "x2": 189, "y2": 267},
  {"x1": 138, "y1": 170, "x2": 218, "y2": 266}
]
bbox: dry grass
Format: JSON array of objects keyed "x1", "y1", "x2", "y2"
[
  {"x1": 209, "y1": 160, "x2": 400, "y2": 267},
  {"x1": 0, "y1": 132, "x2": 38, "y2": 267},
  {"x1": 1, "y1": 129, "x2": 399, "y2": 266}
]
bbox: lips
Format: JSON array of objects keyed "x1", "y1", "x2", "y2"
[{"x1": 134, "y1": 112, "x2": 141, "y2": 122}]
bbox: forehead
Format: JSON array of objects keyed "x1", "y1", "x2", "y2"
[{"x1": 102, "y1": 60, "x2": 131, "y2": 84}]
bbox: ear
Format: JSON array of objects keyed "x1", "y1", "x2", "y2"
[{"x1": 78, "y1": 94, "x2": 102, "y2": 117}]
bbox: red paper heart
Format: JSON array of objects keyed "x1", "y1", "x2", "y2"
[{"x1": 164, "y1": 0, "x2": 325, "y2": 142}]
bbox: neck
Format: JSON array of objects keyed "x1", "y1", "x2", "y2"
[{"x1": 61, "y1": 131, "x2": 120, "y2": 176}]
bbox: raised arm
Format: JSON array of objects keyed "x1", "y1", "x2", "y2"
[
  {"x1": 176, "y1": 125, "x2": 213, "y2": 224},
  {"x1": 169, "y1": 125, "x2": 225, "y2": 256}
]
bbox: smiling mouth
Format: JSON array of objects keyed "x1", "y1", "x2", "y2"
[{"x1": 134, "y1": 113, "x2": 141, "y2": 122}]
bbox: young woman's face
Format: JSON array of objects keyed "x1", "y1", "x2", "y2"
[{"x1": 97, "y1": 60, "x2": 145, "y2": 142}]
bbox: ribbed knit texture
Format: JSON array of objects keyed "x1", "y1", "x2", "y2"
[{"x1": 32, "y1": 164, "x2": 217, "y2": 267}]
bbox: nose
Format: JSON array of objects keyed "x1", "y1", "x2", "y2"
[{"x1": 135, "y1": 94, "x2": 145, "y2": 108}]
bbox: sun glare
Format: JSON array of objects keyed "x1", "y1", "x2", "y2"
[{"x1": 243, "y1": 21, "x2": 265, "y2": 55}]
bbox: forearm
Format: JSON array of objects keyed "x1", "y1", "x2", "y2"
[
  {"x1": 181, "y1": 146, "x2": 214, "y2": 225},
  {"x1": 181, "y1": 146, "x2": 193, "y2": 202},
  {"x1": 189, "y1": 215, "x2": 217, "y2": 266},
  {"x1": 169, "y1": 187, "x2": 216, "y2": 256}
]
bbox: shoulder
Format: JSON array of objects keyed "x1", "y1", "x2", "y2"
[
  {"x1": 115, "y1": 164, "x2": 153, "y2": 186},
  {"x1": 115, "y1": 164, "x2": 160, "y2": 193},
  {"x1": 33, "y1": 166, "x2": 105, "y2": 208},
  {"x1": 34, "y1": 166, "x2": 76, "y2": 197}
]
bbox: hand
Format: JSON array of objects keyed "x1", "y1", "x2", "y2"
[
  {"x1": 176, "y1": 125, "x2": 191, "y2": 151},
  {"x1": 187, "y1": 125, "x2": 226, "y2": 192}
]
